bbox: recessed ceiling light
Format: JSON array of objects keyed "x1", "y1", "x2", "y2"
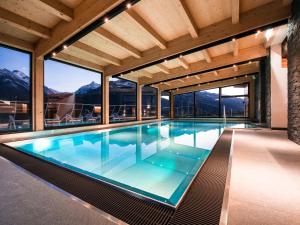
[
  {"x1": 126, "y1": 3, "x2": 131, "y2": 9},
  {"x1": 63, "y1": 45, "x2": 68, "y2": 49},
  {"x1": 52, "y1": 52, "x2": 56, "y2": 57},
  {"x1": 104, "y1": 17, "x2": 109, "y2": 23}
]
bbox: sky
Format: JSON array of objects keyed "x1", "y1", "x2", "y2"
[
  {"x1": 1, "y1": 46, "x2": 246, "y2": 95},
  {"x1": 44, "y1": 60, "x2": 101, "y2": 92},
  {"x1": 0, "y1": 46, "x2": 30, "y2": 75},
  {"x1": 0, "y1": 46, "x2": 101, "y2": 93}
]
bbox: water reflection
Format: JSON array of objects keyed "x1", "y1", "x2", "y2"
[{"x1": 10, "y1": 121, "x2": 249, "y2": 205}]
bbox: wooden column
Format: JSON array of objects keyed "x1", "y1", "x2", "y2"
[
  {"x1": 102, "y1": 75, "x2": 110, "y2": 124},
  {"x1": 137, "y1": 84, "x2": 143, "y2": 121},
  {"x1": 33, "y1": 55, "x2": 44, "y2": 131},
  {"x1": 157, "y1": 89, "x2": 161, "y2": 120},
  {"x1": 170, "y1": 93, "x2": 175, "y2": 119}
]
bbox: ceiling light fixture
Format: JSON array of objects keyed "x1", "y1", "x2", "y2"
[{"x1": 265, "y1": 28, "x2": 274, "y2": 41}]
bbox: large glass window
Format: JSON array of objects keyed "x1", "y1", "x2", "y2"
[
  {"x1": 221, "y1": 84, "x2": 249, "y2": 117},
  {"x1": 174, "y1": 93, "x2": 194, "y2": 118},
  {"x1": 0, "y1": 45, "x2": 32, "y2": 133},
  {"x1": 195, "y1": 88, "x2": 219, "y2": 117},
  {"x1": 44, "y1": 60, "x2": 102, "y2": 128},
  {"x1": 173, "y1": 83, "x2": 250, "y2": 118},
  {"x1": 109, "y1": 77, "x2": 136, "y2": 122},
  {"x1": 161, "y1": 91, "x2": 170, "y2": 118},
  {"x1": 142, "y1": 86, "x2": 157, "y2": 120}
]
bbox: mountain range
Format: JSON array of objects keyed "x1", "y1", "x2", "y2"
[{"x1": 0, "y1": 69, "x2": 246, "y2": 116}]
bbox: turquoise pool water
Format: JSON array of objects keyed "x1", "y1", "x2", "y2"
[{"x1": 6, "y1": 121, "x2": 252, "y2": 206}]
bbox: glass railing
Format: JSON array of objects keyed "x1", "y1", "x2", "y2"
[
  {"x1": 44, "y1": 102, "x2": 101, "y2": 127},
  {"x1": 109, "y1": 104, "x2": 136, "y2": 122},
  {"x1": 142, "y1": 105, "x2": 157, "y2": 119},
  {"x1": 174, "y1": 106, "x2": 194, "y2": 118},
  {"x1": 0, "y1": 100, "x2": 31, "y2": 132}
]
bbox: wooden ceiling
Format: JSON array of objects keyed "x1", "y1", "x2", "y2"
[{"x1": 0, "y1": 0, "x2": 291, "y2": 91}]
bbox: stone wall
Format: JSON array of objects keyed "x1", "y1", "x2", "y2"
[
  {"x1": 287, "y1": 0, "x2": 300, "y2": 144},
  {"x1": 260, "y1": 57, "x2": 271, "y2": 127}
]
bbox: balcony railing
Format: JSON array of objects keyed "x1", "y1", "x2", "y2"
[
  {"x1": 0, "y1": 100, "x2": 31, "y2": 132},
  {"x1": 0, "y1": 100, "x2": 171, "y2": 132},
  {"x1": 44, "y1": 102, "x2": 101, "y2": 127}
]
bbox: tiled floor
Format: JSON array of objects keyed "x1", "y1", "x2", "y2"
[
  {"x1": 0, "y1": 156, "x2": 127, "y2": 225},
  {"x1": 227, "y1": 129, "x2": 300, "y2": 225}
]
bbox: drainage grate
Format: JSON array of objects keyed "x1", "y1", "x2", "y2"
[
  {"x1": 167, "y1": 129, "x2": 233, "y2": 225},
  {"x1": 0, "y1": 129, "x2": 233, "y2": 225}
]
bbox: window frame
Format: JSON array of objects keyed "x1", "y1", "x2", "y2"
[
  {"x1": 161, "y1": 90, "x2": 171, "y2": 118},
  {"x1": 142, "y1": 85, "x2": 158, "y2": 120},
  {"x1": 0, "y1": 43, "x2": 33, "y2": 134},
  {"x1": 43, "y1": 58, "x2": 103, "y2": 130},
  {"x1": 109, "y1": 76, "x2": 138, "y2": 124},
  {"x1": 220, "y1": 82, "x2": 250, "y2": 118},
  {"x1": 173, "y1": 82, "x2": 251, "y2": 119}
]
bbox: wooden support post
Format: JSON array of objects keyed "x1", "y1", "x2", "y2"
[
  {"x1": 157, "y1": 89, "x2": 161, "y2": 120},
  {"x1": 102, "y1": 75, "x2": 110, "y2": 124},
  {"x1": 33, "y1": 55, "x2": 44, "y2": 131},
  {"x1": 137, "y1": 84, "x2": 143, "y2": 121},
  {"x1": 170, "y1": 93, "x2": 175, "y2": 119}
]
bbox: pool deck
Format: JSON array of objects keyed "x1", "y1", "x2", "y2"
[
  {"x1": 0, "y1": 128, "x2": 299, "y2": 225},
  {"x1": 228, "y1": 129, "x2": 300, "y2": 225},
  {"x1": 0, "y1": 156, "x2": 127, "y2": 225}
]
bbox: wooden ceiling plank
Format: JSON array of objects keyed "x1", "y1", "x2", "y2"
[
  {"x1": 93, "y1": 27, "x2": 141, "y2": 58},
  {"x1": 0, "y1": 32, "x2": 34, "y2": 51},
  {"x1": 232, "y1": 0, "x2": 240, "y2": 24},
  {"x1": 202, "y1": 49, "x2": 212, "y2": 63},
  {"x1": 104, "y1": 1, "x2": 289, "y2": 76},
  {"x1": 174, "y1": 0, "x2": 198, "y2": 38},
  {"x1": 55, "y1": 52, "x2": 104, "y2": 72},
  {"x1": 177, "y1": 57, "x2": 189, "y2": 69},
  {"x1": 140, "y1": 45, "x2": 267, "y2": 85},
  {"x1": 72, "y1": 41, "x2": 121, "y2": 66},
  {"x1": 35, "y1": 0, "x2": 124, "y2": 58},
  {"x1": 39, "y1": 0, "x2": 73, "y2": 22},
  {"x1": 125, "y1": 10, "x2": 166, "y2": 49},
  {"x1": 0, "y1": 7, "x2": 50, "y2": 39}
]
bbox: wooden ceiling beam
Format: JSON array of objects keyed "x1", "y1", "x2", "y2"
[
  {"x1": 35, "y1": 0, "x2": 124, "y2": 58},
  {"x1": 202, "y1": 49, "x2": 212, "y2": 63},
  {"x1": 39, "y1": 0, "x2": 73, "y2": 22},
  {"x1": 139, "y1": 45, "x2": 267, "y2": 85},
  {"x1": 177, "y1": 57, "x2": 189, "y2": 69},
  {"x1": 0, "y1": 7, "x2": 50, "y2": 39},
  {"x1": 160, "y1": 63, "x2": 258, "y2": 91},
  {"x1": 174, "y1": 0, "x2": 198, "y2": 38},
  {"x1": 93, "y1": 27, "x2": 142, "y2": 58},
  {"x1": 104, "y1": 1, "x2": 289, "y2": 76},
  {"x1": 233, "y1": 39, "x2": 239, "y2": 56},
  {"x1": 72, "y1": 41, "x2": 121, "y2": 66},
  {"x1": 0, "y1": 32, "x2": 34, "y2": 51},
  {"x1": 232, "y1": 0, "x2": 240, "y2": 24},
  {"x1": 124, "y1": 10, "x2": 166, "y2": 49},
  {"x1": 154, "y1": 64, "x2": 170, "y2": 74},
  {"x1": 54, "y1": 52, "x2": 104, "y2": 72}
]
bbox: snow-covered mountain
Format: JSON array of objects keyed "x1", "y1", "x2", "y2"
[{"x1": 75, "y1": 81, "x2": 101, "y2": 95}]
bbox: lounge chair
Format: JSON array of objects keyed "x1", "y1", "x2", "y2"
[{"x1": 64, "y1": 113, "x2": 83, "y2": 124}]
